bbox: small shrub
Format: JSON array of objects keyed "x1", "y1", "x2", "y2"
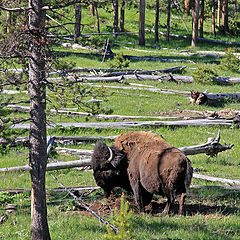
[
  {"x1": 104, "y1": 193, "x2": 135, "y2": 240},
  {"x1": 220, "y1": 48, "x2": 240, "y2": 73},
  {"x1": 0, "y1": 192, "x2": 14, "y2": 204},
  {"x1": 192, "y1": 64, "x2": 218, "y2": 84},
  {"x1": 107, "y1": 52, "x2": 130, "y2": 69}
]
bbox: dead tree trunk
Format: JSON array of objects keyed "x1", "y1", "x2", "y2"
[
  {"x1": 112, "y1": 0, "x2": 119, "y2": 38},
  {"x1": 120, "y1": 0, "x2": 125, "y2": 32},
  {"x1": 95, "y1": 7, "x2": 100, "y2": 33},
  {"x1": 217, "y1": 0, "x2": 221, "y2": 27},
  {"x1": 139, "y1": 0, "x2": 145, "y2": 46},
  {"x1": 74, "y1": 3, "x2": 82, "y2": 43},
  {"x1": 28, "y1": 0, "x2": 50, "y2": 239},
  {"x1": 199, "y1": 0, "x2": 204, "y2": 38},
  {"x1": 6, "y1": 11, "x2": 11, "y2": 34},
  {"x1": 223, "y1": 0, "x2": 229, "y2": 33},
  {"x1": 184, "y1": 0, "x2": 191, "y2": 14},
  {"x1": 90, "y1": 3, "x2": 95, "y2": 16},
  {"x1": 212, "y1": 0, "x2": 216, "y2": 36},
  {"x1": 155, "y1": 0, "x2": 160, "y2": 43},
  {"x1": 166, "y1": 0, "x2": 171, "y2": 43},
  {"x1": 191, "y1": 0, "x2": 200, "y2": 47}
]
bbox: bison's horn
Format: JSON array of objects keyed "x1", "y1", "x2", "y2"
[{"x1": 107, "y1": 147, "x2": 114, "y2": 162}]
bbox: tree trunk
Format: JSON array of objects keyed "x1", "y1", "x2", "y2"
[
  {"x1": 95, "y1": 7, "x2": 100, "y2": 33},
  {"x1": 155, "y1": 0, "x2": 159, "y2": 42},
  {"x1": 199, "y1": 0, "x2": 204, "y2": 38},
  {"x1": 74, "y1": 3, "x2": 82, "y2": 43},
  {"x1": 166, "y1": 0, "x2": 171, "y2": 43},
  {"x1": 120, "y1": 0, "x2": 125, "y2": 32},
  {"x1": 191, "y1": 0, "x2": 200, "y2": 47},
  {"x1": 217, "y1": 0, "x2": 221, "y2": 27},
  {"x1": 184, "y1": 0, "x2": 191, "y2": 14},
  {"x1": 212, "y1": 0, "x2": 216, "y2": 36},
  {"x1": 90, "y1": 4, "x2": 95, "y2": 16},
  {"x1": 223, "y1": 0, "x2": 229, "y2": 33},
  {"x1": 7, "y1": 11, "x2": 11, "y2": 34},
  {"x1": 139, "y1": 0, "x2": 145, "y2": 46},
  {"x1": 112, "y1": 0, "x2": 119, "y2": 37},
  {"x1": 28, "y1": 0, "x2": 50, "y2": 239}
]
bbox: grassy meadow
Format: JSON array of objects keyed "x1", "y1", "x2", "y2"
[{"x1": 1, "y1": 2, "x2": 240, "y2": 240}]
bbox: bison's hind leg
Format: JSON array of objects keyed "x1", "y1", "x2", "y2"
[
  {"x1": 132, "y1": 178, "x2": 153, "y2": 212},
  {"x1": 178, "y1": 192, "x2": 186, "y2": 215}
]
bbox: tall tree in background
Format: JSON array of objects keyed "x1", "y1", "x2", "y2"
[
  {"x1": 112, "y1": 0, "x2": 119, "y2": 37},
  {"x1": 120, "y1": 0, "x2": 125, "y2": 32},
  {"x1": 74, "y1": 3, "x2": 82, "y2": 43},
  {"x1": 166, "y1": 0, "x2": 171, "y2": 43},
  {"x1": 191, "y1": 0, "x2": 200, "y2": 47},
  {"x1": 222, "y1": 0, "x2": 229, "y2": 33},
  {"x1": 199, "y1": 0, "x2": 205, "y2": 38},
  {"x1": 217, "y1": 0, "x2": 221, "y2": 27},
  {"x1": 28, "y1": 0, "x2": 51, "y2": 239},
  {"x1": 155, "y1": 0, "x2": 159, "y2": 43},
  {"x1": 184, "y1": 0, "x2": 191, "y2": 14},
  {"x1": 212, "y1": 0, "x2": 216, "y2": 36},
  {"x1": 139, "y1": 0, "x2": 145, "y2": 46}
]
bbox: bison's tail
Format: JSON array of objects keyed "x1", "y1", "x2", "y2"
[{"x1": 184, "y1": 158, "x2": 193, "y2": 190}]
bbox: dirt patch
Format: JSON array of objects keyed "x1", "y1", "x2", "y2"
[
  {"x1": 76, "y1": 194, "x2": 239, "y2": 217},
  {"x1": 149, "y1": 109, "x2": 240, "y2": 119}
]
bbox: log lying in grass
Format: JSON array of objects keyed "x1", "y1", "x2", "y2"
[
  {"x1": 190, "y1": 90, "x2": 240, "y2": 105},
  {"x1": 49, "y1": 66, "x2": 187, "y2": 76},
  {"x1": 193, "y1": 174, "x2": 240, "y2": 185},
  {"x1": 11, "y1": 118, "x2": 235, "y2": 130},
  {"x1": 0, "y1": 131, "x2": 233, "y2": 173},
  {"x1": 178, "y1": 130, "x2": 234, "y2": 157}
]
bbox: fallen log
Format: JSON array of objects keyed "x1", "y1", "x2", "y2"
[
  {"x1": 12, "y1": 118, "x2": 235, "y2": 129},
  {"x1": 193, "y1": 173, "x2": 240, "y2": 185},
  {"x1": 159, "y1": 31, "x2": 240, "y2": 46},
  {"x1": 6, "y1": 105, "x2": 177, "y2": 120},
  {"x1": 178, "y1": 130, "x2": 234, "y2": 157},
  {"x1": 0, "y1": 131, "x2": 233, "y2": 173},
  {"x1": 49, "y1": 66, "x2": 187, "y2": 76},
  {"x1": 190, "y1": 90, "x2": 240, "y2": 105}
]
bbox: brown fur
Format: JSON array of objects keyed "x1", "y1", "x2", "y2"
[{"x1": 114, "y1": 131, "x2": 193, "y2": 214}]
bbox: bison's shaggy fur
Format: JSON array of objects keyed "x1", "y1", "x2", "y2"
[
  {"x1": 91, "y1": 131, "x2": 193, "y2": 215},
  {"x1": 91, "y1": 142, "x2": 131, "y2": 198},
  {"x1": 114, "y1": 131, "x2": 193, "y2": 214}
]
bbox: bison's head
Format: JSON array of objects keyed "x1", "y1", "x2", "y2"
[{"x1": 91, "y1": 142, "x2": 126, "y2": 171}]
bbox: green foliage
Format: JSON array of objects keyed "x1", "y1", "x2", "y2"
[
  {"x1": 104, "y1": 193, "x2": 135, "y2": 240},
  {"x1": 58, "y1": 200, "x2": 78, "y2": 211},
  {"x1": 107, "y1": 52, "x2": 130, "y2": 69},
  {"x1": 220, "y1": 48, "x2": 240, "y2": 73},
  {"x1": 0, "y1": 192, "x2": 14, "y2": 204},
  {"x1": 192, "y1": 64, "x2": 218, "y2": 84}
]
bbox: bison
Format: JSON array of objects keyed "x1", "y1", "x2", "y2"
[{"x1": 92, "y1": 131, "x2": 193, "y2": 215}]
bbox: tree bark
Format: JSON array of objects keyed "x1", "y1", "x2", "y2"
[
  {"x1": 223, "y1": 0, "x2": 229, "y2": 33},
  {"x1": 154, "y1": 0, "x2": 159, "y2": 43},
  {"x1": 217, "y1": 0, "x2": 221, "y2": 27},
  {"x1": 191, "y1": 0, "x2": 200, "y2": 47},
  {"x1": 184, "y1": 0, "x2": 191, "y2": 14},
  {"x1": 212, "y1": 0, "x2": 216, "y2": 36},
  {"x1": 90, "y1": 3, "x2": 95, "y2": 16},
  {"x1": 74, "y1": 3, "x2": 81, "y2": 43},
  {"x1": 6, "y1": 11, "x2": 11, "y2": 34},
  {"x1": 139, "y1": 0, "x2": 145, "y2": 46},
  {"x1": 95, "y1": 7, "x2": 100, "y2": 33},
  {"x1": 166, "y1": 0, "x2": 171, "y2": 43},
  {"x1": 199, "y1": 0, "x2": 204, "y2": 38},
  {"x1": 112, "y1": 0, "x2": 119, "y2": 37},
  {"x1": 28, "y1": 0, "x2": 50, "y2": 239},
  {"x1": 120, "y1": 0, "x2": 125, "y2": 32}
]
